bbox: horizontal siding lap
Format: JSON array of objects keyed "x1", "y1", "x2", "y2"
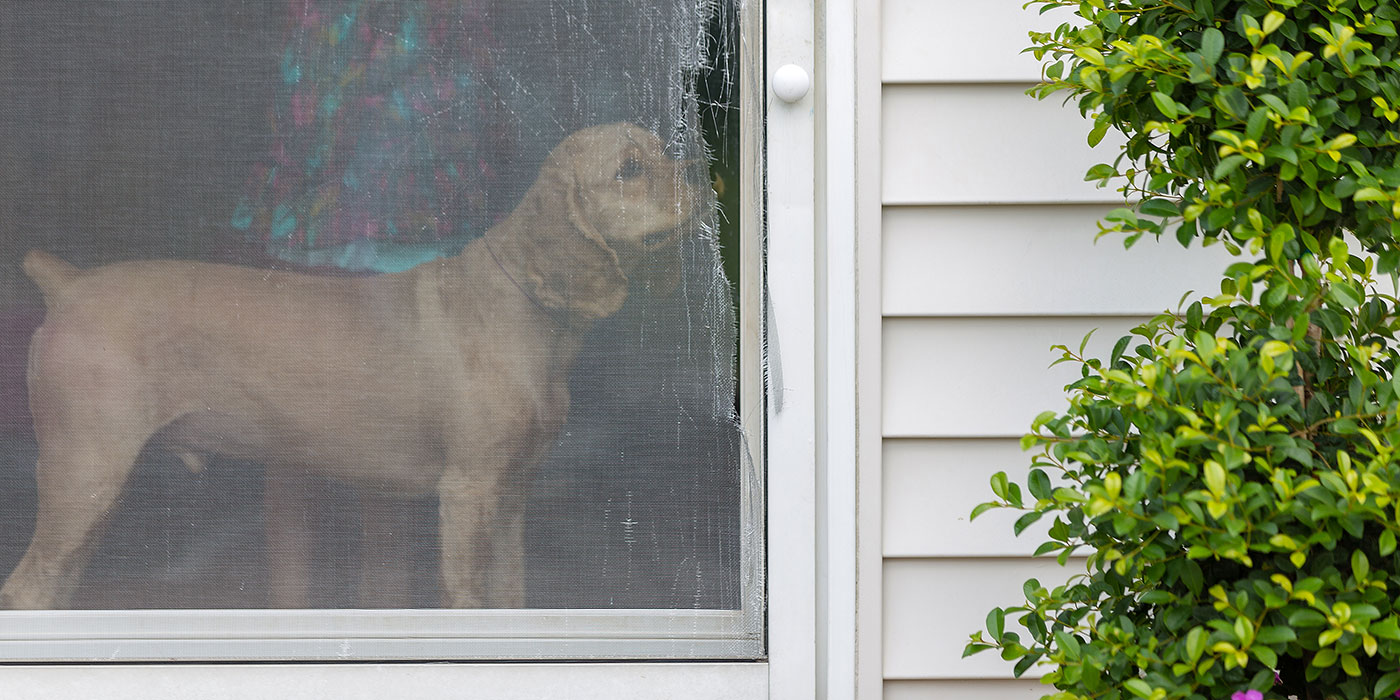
[
  {"x1": 884, "y1": 558, "x2": 1082, "y2": 680},
  {"x1": 882, "y1": 85, "x2": 1124, "y2": 206},
  {"x1": 882, "y1": 0, "x2": 1068, "y2": 84},
  {"x1": 883, "y1": 205, "x2": 1236, "y2": 317},
  {"x1": 882, "y1": 316, "x2": 1142, "y2": 438},
  {"x1": 884, "y1": 679, "x2": 1048, "y2": 700},
  {"x1": 883, "y1": 439, "x2": 1048, "y2": 558}
]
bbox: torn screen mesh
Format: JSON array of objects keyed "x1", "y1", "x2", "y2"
[{"x1": 0, "y1": 0, "x2": 747, "y2": 614}]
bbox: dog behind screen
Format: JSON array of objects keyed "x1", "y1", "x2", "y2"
[{"x1": 0, "y1": 123, "x2": 698, "y2": 609}]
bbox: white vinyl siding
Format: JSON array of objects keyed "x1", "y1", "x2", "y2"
[
  {"x1": 882, "y1": 206, "x2": 1229, "y2": 317},
  {"x1": 884, "y1": 558, "x2": 1082, "y2": 680},
  {"x1": 884, "y1": 680, "x2": 1047, "y2": 700},
  {"x1": 881, "y1": 0, "x2": 1063, "y2": 84},
  {"x1": 882, "y1": 86, "x2": 1123, "y2": 205},
  {"x1": 873, "y1": 1, "x2": 1227, "y2": 697},
  {"x1": 883, "y1": 439, "x2": 1044, "y2": 558},
  {"x1": 882, "y1": 316, "x2": 1138, "y2": 438}
]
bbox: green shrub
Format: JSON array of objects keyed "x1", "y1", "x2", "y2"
[{"x1": 964, "y1": 2, "x2": 1400, "y2": 700}]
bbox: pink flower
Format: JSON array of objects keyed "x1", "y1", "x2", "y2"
[{"x1": 1231, "y1": 691, "x2": 1263, "y2": 700}]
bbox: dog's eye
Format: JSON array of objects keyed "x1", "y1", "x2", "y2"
[{"x1": 615, "y1": 157, "x2": 645, "y2": 181}]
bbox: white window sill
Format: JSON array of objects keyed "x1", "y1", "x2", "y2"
[
  {"x1": 0, "y1": 662, "x2": 768, "y2": 700},
  {"x1": 0, "y1": 608, "x2": 761, "y2": 661}
]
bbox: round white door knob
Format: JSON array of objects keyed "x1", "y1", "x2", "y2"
[{"x1": 772, "y1": 64, "x2": 810, "y2": 103}]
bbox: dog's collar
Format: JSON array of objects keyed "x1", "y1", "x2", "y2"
[{"x1": 481, "y1": 237, "x2": 573, "y2": 330}]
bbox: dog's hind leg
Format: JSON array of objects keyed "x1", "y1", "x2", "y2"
[
  {"x1": 0, "y1": 435, "x2": 147, "y2": 609},
  {"x1": 0, "y1": 324, "x2": 159, "y2": 609}
]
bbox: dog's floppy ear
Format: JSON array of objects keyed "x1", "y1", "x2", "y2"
[{"x1": 516, "y1": 166, "x2": 629, "y2": 320}]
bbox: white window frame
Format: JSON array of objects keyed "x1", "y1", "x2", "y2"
[{"x1": 0, "y1": 0, "x2": 848, "y2": 695}]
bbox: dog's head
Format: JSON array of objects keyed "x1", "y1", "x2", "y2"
[{"x1": 507, "y1": 123, "x2": 703, "y2": 320}]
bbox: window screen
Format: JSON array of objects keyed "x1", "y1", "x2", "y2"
[{"x1": 0, "y1": 0, "x2": 757, "y2": 660}]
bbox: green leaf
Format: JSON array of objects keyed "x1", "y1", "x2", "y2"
[
  {"x1": 1353, "y1": 550, "x2": 1370, "y2": 582},
  {"x1": 1370, "y1": 617, "x2": 1400, "y2": 641},
  {"x1": 1124, "y1": 679, "x2": 1153, "y2": 699},
  {"x1": 1012, "y1": 653, "x2": 1040, "y2": 677},
  {"x1": 1054, "y1": 630, "x2": 1081, "y2": 659},
  {"x1": 1014, "y1": 510, "x2": 1045, "y2": 536},
  {"x1": 1181, "y1": 559, "x2": 1204, "y2": 595},
  {"x1": 1088, "y1": 118, "x2": 1110, "y2": 147},
  {"x1": 1246, "y1": 107, "x2": 1269, "y2": 142},
  {"x1": 1186, "y1": 52, "x2": 1215, "y2": 83},
  {"x1": 1022, "y1": 578, "x2": 1041, "y2": 600},
  {"x1": 1355, "y1": 187, "x2": 1391, "y2": 202},
  {"x1": 1252, "y1": 644, "x2": 1278, "y2": 668},
  {"x1": 1260, "y1": 93, "x2": 1289, "y2": 115},
  {"x1": 1289, "y1": 609, "x2": 1328, "y2": 627},
  {"x1": 1124, "y1": 470, "x2": 1147, "y2": 502},
  {"x1": 1327, "y1": 282, "x2": 1363, "y2": 309},
  {"x1": 1214, "y1": 154, "x2": 1248, "y2": 179},
  {"x1": 986, "y1": 608, "x2": 1005, "y2": 639},
  {"x1": 1181, "y1": 626, "x2": 1207, "y2": 663},
  {"x1": 1235, "y1": 616, "x2": 1255, "y2": 647},
  {"x1": 1028, "y1": 469, "x2": 1052, "y2": 500},
  {"x1": 1315, "y1": 648, "x2": 1339, "y2": 668},
  {"x1": 1342, "y1": 653, "x2": 1361, "y2": 677},
  {"x1": 962, "y1": 643, "x2": 994, "y2": 658},
  {"x1": 1215, "y1": 86, "x2": 1250, "y2": 119},
  {"x1": 970, "y1": 501, "x2": 999, "y2": 520},
  {"x1": 1201, "y1": 27, "x2": 1225, "y2": 65},
  {"x1": 1140, "y1": 590, "x2": 1173, "y2": 605},
  {"x1": 1204, "y1": 460, "x2": 1227, "y2": 497},
  {"x1": 1323, "y1": 133, "x2": 1358, "y2": 151},
  {"x1": 1378, "y1": 672, "x2": 1400, "y2": 700},
  {"x1": 1110, "y1": 335, "x2": 1131, "y2": 365},
  {"x1": 1256, "y1": 626, "x2": 1297, "y2": 644},
  {"x1": 990, "y1": 471, "x2": 1009, "y2": 500},
  {"x1": 1073, "y1": 46, "x2": 1105, "y2": 67},
  {"x1": 1085, "y1": 163, "x2": 1117, "y2": 181},
  {"x1": 1152, "y1": 92, "x2": 1179, "y2": 120},
  {"x1": 1139, "y1": 198, "x2": 1180, "y2": 217},
  {"x1": 1319, "y1": 471, "x2": 1349, "y2": 495}
]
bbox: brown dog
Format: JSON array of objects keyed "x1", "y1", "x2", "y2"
[{"x1": 0, "y1": 123, "x2": 698, "y2": 609}]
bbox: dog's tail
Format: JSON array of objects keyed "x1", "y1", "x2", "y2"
[{"x1": 22, "y1": 250, "x2": 80, "y2": 308}]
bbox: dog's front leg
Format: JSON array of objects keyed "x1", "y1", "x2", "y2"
[
  {"x1": 436, "y1": 469, "x2": 507, "y2": 608},
  {"x1": 483, "y1": 504, "x2": 526, "y2": 608}
]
